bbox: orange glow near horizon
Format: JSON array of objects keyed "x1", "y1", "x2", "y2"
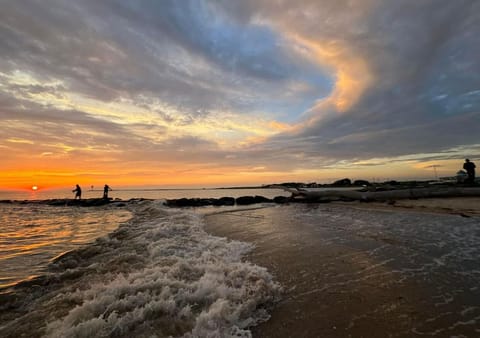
[{"x1": 0, "y1": 156, "x2": 465, "y2": 191}]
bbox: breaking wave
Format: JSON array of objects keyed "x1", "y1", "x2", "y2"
[{"x1": 0, "y1": 200, "x2": 281, "y2": 337}]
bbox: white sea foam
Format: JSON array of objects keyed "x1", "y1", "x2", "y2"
[
  {"x1": 0, "y1": 200, "x2": 281, "y2": 337},
  {"x1": 30, "y1": 200, "x2": 281, "y2": 337}
]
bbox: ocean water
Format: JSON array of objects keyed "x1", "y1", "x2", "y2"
[
  {"x1": 0, "y1": 194, "x2": 283, "y2": 337},
  {"x1": 3, "y1": 187, "x2": 477, "y2": 337},
  {"x1": 0, "y1": 203, "x2": 132, "y2": 288},
  {"x1": 0, "y1": 187, "x2": 290, "y2": 201}
]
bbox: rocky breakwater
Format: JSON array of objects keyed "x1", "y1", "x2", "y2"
[
  {"x1": 164, "y1": 186, "x2": 480, "y2": 208},
  {"x1": 165, "y1": 195, "x2": 291, "y2": 207},
  {"x1": 0, "y1": 198, "x2": 134, "y2": 207}
]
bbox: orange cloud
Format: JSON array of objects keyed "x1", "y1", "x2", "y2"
[
  {"x1": 268, "y1": 120, "x2": 291, "y2": 131},
  {"x1": 288, "y1": 34, "x2": 373, "y2": 114}
]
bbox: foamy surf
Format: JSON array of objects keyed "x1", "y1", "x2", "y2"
[{"x1": 0, "y1": 200, "x2": 281, "y2": 338}]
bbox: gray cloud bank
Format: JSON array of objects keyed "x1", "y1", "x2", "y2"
[{"x1": 250, "y1": 0, "x2": 480, "y2": 161}]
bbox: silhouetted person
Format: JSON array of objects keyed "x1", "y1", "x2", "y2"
[
  {"x1": 103, "y1": 184, "x2": 112, "y2": 199},
  {"x1": 72, "y1": 184, "x2": 82, "y2": 200},
  {"x1": 463, "y1": 159, "x2": 476, "y2": 184}
]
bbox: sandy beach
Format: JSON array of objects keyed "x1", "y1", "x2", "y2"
[
  {"x1": 204, "y1": 197, "x2": 480, "y2": 337},
  {"x1": 346, "y1": 197, "x2": 480, "y2": 217}
]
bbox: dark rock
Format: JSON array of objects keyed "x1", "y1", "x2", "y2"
[
  {"x1": 165, "y1": 198, "x2": 217, "y2": 207},
  {"x1": 214, "y1": 197, "x2": 235, "y2": 206},
  {"x1": 253, "y1": 195, "x2": 273, "y2": 203},
  {"x1": 46, "y1": 199, "x2": 69, "y2": 206},
  {"x1": 332, "y1": 178, "x2": 352, "y2": 186},
  {"x1": 165, "y1": 195, "x2": 275, "y2": 207},
  {"x1": 353, "y1": 180, "x2": 371, "y2": 186},
  {"x1": 85, "y1": 198, "x2": 111, "y2": 206},
  {"x1": 235, "y1": 195, "x2": 273, "y2": 205},
  {"x1": 273, "y1": 196, "x2": 290, "y2": 204},
  {"x1": 199, "y1": 198, "x2": 215, "y2": 206},
  {"x1": 235, "y1": 196, "x2": 257, "y2": 205},
  {"x1": 43, "y1": 198, "x2": 111, "y2": 207},
  {"x1": 166, "y1": 198, "x2": 190, "y2": 207},
  {"x1": 293, "y1": 196, "x2": 332, "y2": 203}
]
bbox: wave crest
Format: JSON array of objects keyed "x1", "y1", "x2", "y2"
[{"x1": 9, "y1": 200, "x2": 282, "y2": 337}]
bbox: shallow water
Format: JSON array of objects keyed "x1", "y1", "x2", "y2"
[
  {"x1": 4, "y1": 193, "x2": 478, "y2": 337},
  {"x1": 0, "y1": 203, "x2": 132, "y2": 288},
  {"x1": 205, "y1": 204, "x2": 480, "y2": 337}
]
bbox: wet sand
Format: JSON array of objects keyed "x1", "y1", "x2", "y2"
[
  {"x1": 204, "y1": 200, "x2": 480, "y2": 337},
  {"x1": 346, "y1": 197, "x2": 480, "y2": 217}
]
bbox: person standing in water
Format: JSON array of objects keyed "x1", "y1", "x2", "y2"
[
  {"x1": 463, "y1": 159, "x2": 476, "y2": 184},
  {"x1": 72, "y1": 184, "x2": 82, "y2": 199},
  {"x1": 103, "y1": 184, "x2": 112, "y2": 199}
]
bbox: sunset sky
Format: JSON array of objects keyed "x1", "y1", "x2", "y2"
[{"x1": 1, "y1": 0, "x2": 479, "y2": 190}]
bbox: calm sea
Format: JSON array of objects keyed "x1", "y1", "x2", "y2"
[{"x1": 0, "y1": 188, "x2": 289, "y2": 289}]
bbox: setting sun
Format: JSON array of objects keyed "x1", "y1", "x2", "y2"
[{"x1": 31, "y1": 185, "x2": 38, "y2": 191}]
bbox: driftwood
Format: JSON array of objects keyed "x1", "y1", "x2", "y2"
[{"x1": 274, "y1": 186, "x2": 480, "y2": 202}]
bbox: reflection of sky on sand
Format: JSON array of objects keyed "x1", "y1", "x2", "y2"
[
  {"x1": 205, "y1": 204, "x2": 480, "y2": 337},
  {"x1": 308, "y1": 205, "x2": 480, "y2": 335}
]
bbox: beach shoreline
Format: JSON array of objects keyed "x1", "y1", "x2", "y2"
[
  {"x1": 1, "y1": 194, "x2": 479, "y2": 336},
  {"x1": 204, "y1": 198, "x2": 480, "y2": 337},
  {"x1": 333, "y1": 196, "x2": 480, "y2": 217}
]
